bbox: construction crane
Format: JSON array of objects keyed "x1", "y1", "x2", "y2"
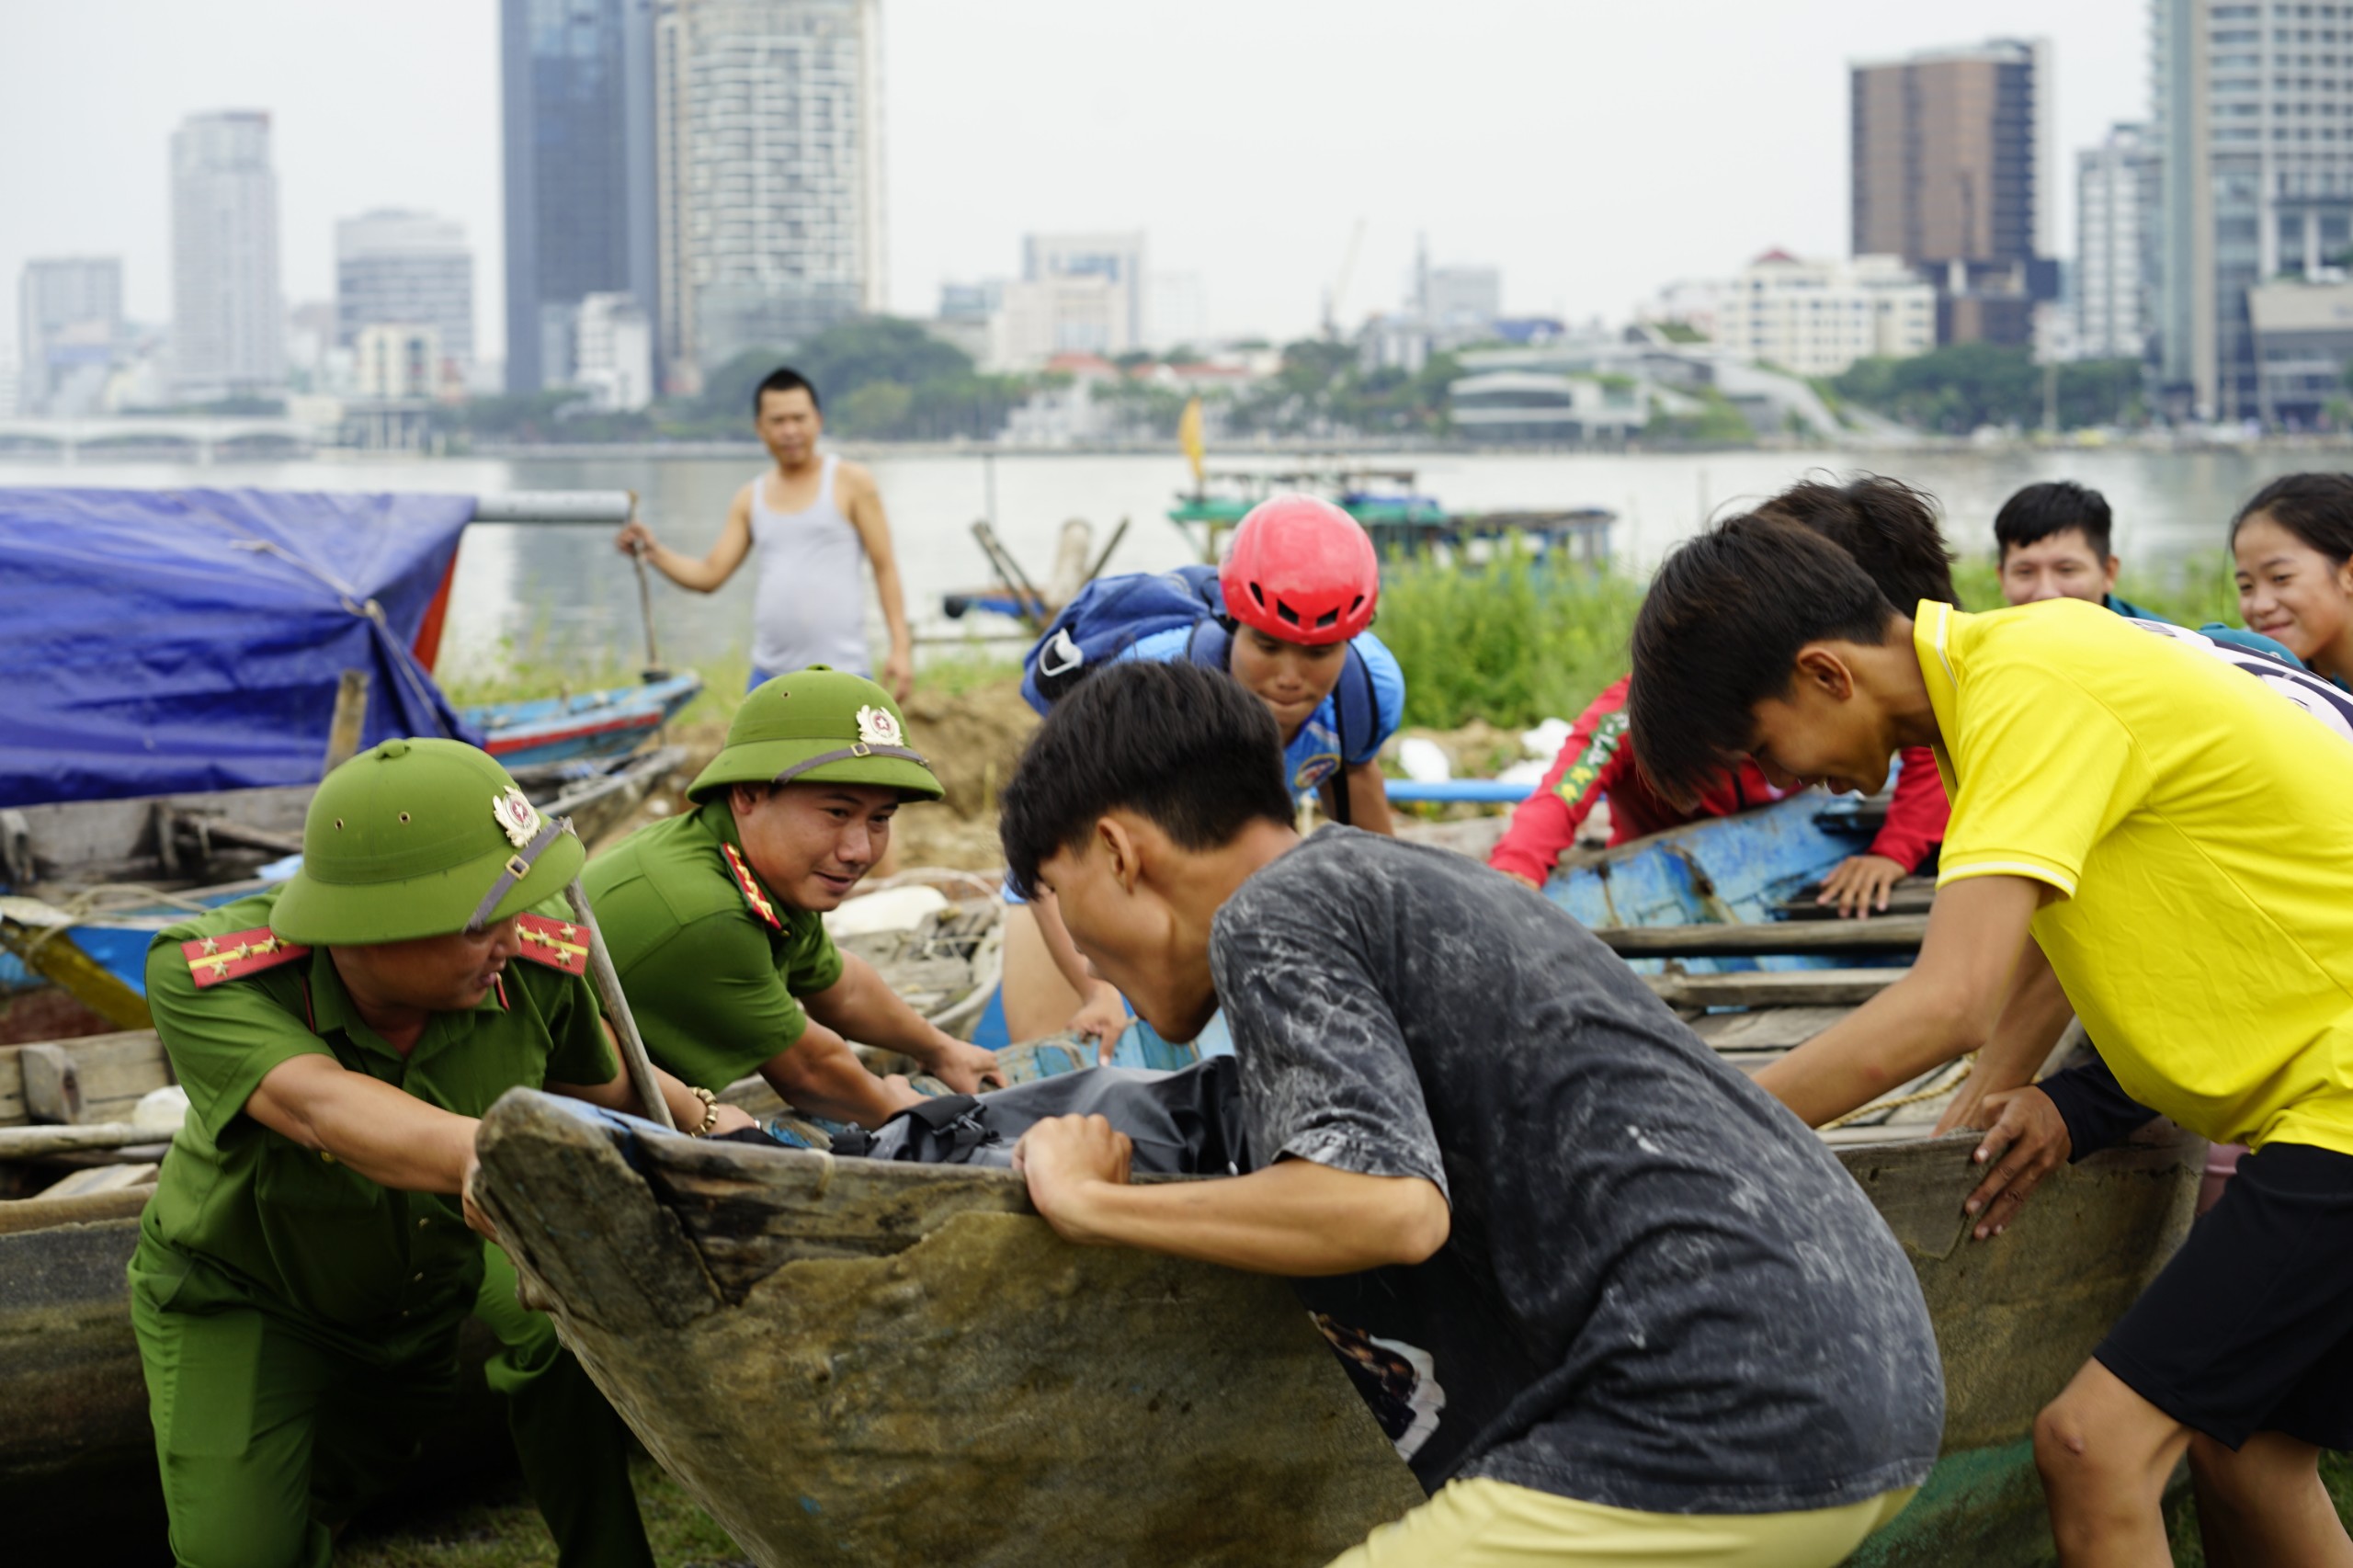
[{"x1": 1320, "y1": 218, "x2": 1369, "y2": 340}]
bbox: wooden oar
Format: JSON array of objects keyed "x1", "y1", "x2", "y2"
[
  {"x1": 625, "y1": 492, "x2": 668, "y2": 681},
  {"x1": 563, "y1": 877, "x2": 676, "y2": 1131}
]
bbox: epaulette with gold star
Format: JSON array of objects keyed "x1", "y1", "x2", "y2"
[
  {"x1": 514, "y1": 913, "x2": 590, "y2": 975},
  {"x1": 721, "y1": 842, "x2": 783, "y2": 930},
  {"x1": 182, "y1": 927, "x2": 310, "y2": 990}
]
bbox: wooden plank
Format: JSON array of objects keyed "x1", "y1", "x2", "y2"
[
  {"x1": 1775, "y1": 877, "x2": 1937, "y2": 921},
  {"x1": 36, "y1": 1163, "x2": 157, "y2": 1199},
  {"x1": 19, "y1": 1044, "x2": 82, "y2": 1124},
  {"x1": 0, "y1": 1185, "x2": 151, "y2": 1234},
  {"x1": 0, "y1": 1122, "x2": 146, "y2": 1159},
  {"x1": 1647, "y1": 969, "x2": 1900, "y2": 1010},
  {"x1": 0, "y1": 1032, "x2": 172, "y2": 1128},
  {"x1": 1687, "y1": 1006, "x2": 1857, "y2": 1052},
  {"x1": 1596, "y1": 915, "x2": 1927, "y2": 959}
]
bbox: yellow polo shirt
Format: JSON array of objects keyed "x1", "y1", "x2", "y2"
[{"x1": 1915, "y1": 597, "x2": 2353, "y2": 1155}]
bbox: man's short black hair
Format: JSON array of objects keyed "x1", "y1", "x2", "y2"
[
  {"x1": 2233, "y1": 472, "x2": 2353, "y2": 563},
  {"x1": 1994, "y1": 481, "x2": 2112, "y2": 560},
  {"x1": 1628, "y1": 516, "x2": 1895, "y2": 806},
  {"x1": 1753, "y1": 473, "x2": 1959, "y2": 613},
  {"x1": 999, "y1": 661, "x2": 1295, "y2": 901},
  {"x1": 753, "y1": 366, "x2": 821, "y2": 417}
]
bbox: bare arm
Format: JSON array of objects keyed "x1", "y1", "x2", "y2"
[
  {"x1": 802, "y1": 951, "x2": 1003, "y2": 1092},
  {"x1": 1015, "y1": 1113, "x2": 1450, "y2": 1275},
  {"x1": 247, "y1": 1053, "x2": 476, "y2": 1193},
  {"x1": 756, "y1": 1015, "x2": 921, "y2": 1128},
  {"x1": 840, "y1": 464, "x2": 914, "y2": 700},
  {"x1": 1754, "y1": 875, "x2": 2048, "y2": 1127},
  {"x1": 1934, "y1": 939, "x2": 2075, "y2": 1134},
  {"x1": 1323, "y1": 760, "x2": 1396, "y2": 835},
  {"x1": 616, "y1": 487, "x2": 755, "y2": 593}
]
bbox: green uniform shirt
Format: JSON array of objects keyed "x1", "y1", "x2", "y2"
[
  {"x1": 583, "y1": 801, "x2": 845, "y2": 1094},
  {"x1": 133, "y1": 888, "x2": 617, "y2": 1349}
]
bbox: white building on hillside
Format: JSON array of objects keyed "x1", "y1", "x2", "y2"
[{"x1": 1713, "y1": 251, "x2": 1933, "y2": 376}]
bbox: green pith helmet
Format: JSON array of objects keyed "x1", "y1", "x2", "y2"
[
  {"x1": 687, "y1": 665, "x2": 942, "y2": 805},
  {"x1": 269, "y1": 738, "x2": 585, "y2": 946}
]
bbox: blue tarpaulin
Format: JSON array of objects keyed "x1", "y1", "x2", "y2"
[{"x1": 0, "y1": 487, "x2": 482, "y2": 806}]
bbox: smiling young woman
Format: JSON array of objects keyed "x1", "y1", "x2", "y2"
[{"x1": 2233, "y1": 473, "x2": 2353, "y2": 687}]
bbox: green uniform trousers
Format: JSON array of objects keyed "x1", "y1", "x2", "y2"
[{"x1": 131, "y1": 1244, "x2": 654, "y2": 1568}]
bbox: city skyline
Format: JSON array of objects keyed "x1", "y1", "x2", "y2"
[{"x1": 1, "y1": 0, "x2": 2146, "y2": 362}]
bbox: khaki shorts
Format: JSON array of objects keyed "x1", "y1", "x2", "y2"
[{"x1": 1325, "y1": 1477, "x2": 1920, "y2": 1567}]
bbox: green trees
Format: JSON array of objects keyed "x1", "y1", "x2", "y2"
[
  {"x1": 1223, "y1": 340, "x2": 1459, "y2": 437},
  {"x1": 1830, "y1": 344, "x2": 2146, "y2": 433},
  {"x1": 688, "y1": 319, "x2": 1023, "y2": 440}
]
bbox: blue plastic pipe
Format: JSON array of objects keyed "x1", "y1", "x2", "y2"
[{"x1": 1383, "y1": 779, "x2": 1535, "y2": 803}]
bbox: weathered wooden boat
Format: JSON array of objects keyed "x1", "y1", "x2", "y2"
[
  {"x1": 484, "y1": 795, "x2": 2190, "y2": 1568},
  {"x1": 476, "y1": 1083, "x2": 2196, "y2": 1568},
  {"x1": 0, "y1": 746, "x2": 690, "y2": 1037},
  {"x1": 822, "y1": 870, "x2": 1005, "y2": 1042},
  {"x1": 459, "y1": 672, "x2": 703, "y2": 767}
]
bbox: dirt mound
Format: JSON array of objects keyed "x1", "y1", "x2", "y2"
[{"x1": 900, "y1": 679, "x2": 1039, "y2": 820}]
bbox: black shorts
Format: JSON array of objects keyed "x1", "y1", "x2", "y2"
[{"x1": 2096, "y1": 1142, "x2": 2353, "y2": 1449}]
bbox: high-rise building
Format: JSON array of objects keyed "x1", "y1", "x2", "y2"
[
  {"x1": 336, "y1": 210, "x2": 475, "y2": 375},
  {"x1": 1023, "y1": 233, "x2": 1146, "y2": 346},
  {"x1": 2154, "y1": 0, "x2": 2353, "y2": 421},
  {"x1": 2076, "y1": 124, "x2": 2158, "y2": 362},
  {"x1": 1423, "y1": 265, "x2": 1503, "y2": 341},
  {"x1": 501, "y1": 0, "x2": 659, "y2": 393},
  {"x1": 654, "y1": 0, "x2": 884, "y2": 387},
  {"x1": 1850, "y1": 40, "x2": 2056, "y2": 346},
  {"x1": 355, "y1": 324, "x2": 441, "y2": 401},
  {"x1": 575, "y1": 291, "x2": 654, "y2": 409},
  {"x1": 1714, "y1": 250, "x2": 1938, "y2": 376},
  {"x1": 17, "y1": 256, "x2": 123, "y2": 416},
  {"x1": 170, "y1": 111, "x2": 283, "y2": 396}
]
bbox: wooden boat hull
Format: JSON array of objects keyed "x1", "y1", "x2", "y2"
[{"x1": 477, "y1": 1090, "x2": 2200, "y2": 1568}]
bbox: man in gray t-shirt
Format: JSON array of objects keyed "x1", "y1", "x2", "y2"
[{"x1": 1000, "y1": 661, "x2": 1941, "y2": 1564}]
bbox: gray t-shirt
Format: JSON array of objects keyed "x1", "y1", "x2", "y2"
[{"x1": 1210, "y1": 828, "x2": 1943, "y2": 1516}]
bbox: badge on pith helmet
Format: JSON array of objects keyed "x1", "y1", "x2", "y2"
[
  {"x1": 268, "y1": 739, "x2": 585, "y2": 946},
  {"x1": 687, "y1": 665, "x2": 943, "y2": 804}
]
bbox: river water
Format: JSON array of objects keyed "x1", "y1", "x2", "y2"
[{"x1": 2, "y1": 444, "x2": 2339, "y2": 678}]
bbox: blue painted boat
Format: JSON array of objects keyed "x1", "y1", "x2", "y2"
[{"x1": 460, "y1": 672, "x2": 703, "y2": 768}]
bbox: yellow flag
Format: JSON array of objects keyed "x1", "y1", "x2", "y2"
[{"x1": 1178, "y1": 396, "x2": 1204, "y2": 485}]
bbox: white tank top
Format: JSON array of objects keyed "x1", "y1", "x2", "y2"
[{"x1": 747, "y1": 454, "x2": 872, "y2": 676}]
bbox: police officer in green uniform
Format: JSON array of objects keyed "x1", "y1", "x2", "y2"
[
  {"x1": 131, "y1": 737, "x2": 750, "y2": 1568},
  {"x1": 585, "y1": 666, "x2": 1001, "y2": 1126}
]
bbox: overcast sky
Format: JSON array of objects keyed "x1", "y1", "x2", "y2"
[{"x1": 1, "y1": 0, "x2": 2149, "y2": 356}]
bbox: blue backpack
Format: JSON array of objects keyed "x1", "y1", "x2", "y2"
[{"x1": 1020, "y1": 564, "x2": 1381, "y2": 823}]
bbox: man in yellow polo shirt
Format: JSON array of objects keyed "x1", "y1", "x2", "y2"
[{"x1": 1626, "y1": 513, "x2": 2353, "y2": 1567}]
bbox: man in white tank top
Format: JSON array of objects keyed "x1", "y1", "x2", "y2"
[{"x1": 617, "y1": 367, "x2": 915, "y2": 699}]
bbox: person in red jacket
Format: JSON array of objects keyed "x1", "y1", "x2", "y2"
[{"x1": 1490, "y1": 476, "x2": 1954, "y2": 915}]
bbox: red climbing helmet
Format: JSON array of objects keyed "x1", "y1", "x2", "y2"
[{"x1": 1220, "y1": 494, "x2": 1380, "y2": 646}]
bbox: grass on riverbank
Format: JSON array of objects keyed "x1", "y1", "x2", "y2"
[
  {"x1": 433, "y1": 544, "x2": 2250, "y2": 751},
  {"x1": 1379, "y1": 547, "x2": 2252, "y2": 737}
]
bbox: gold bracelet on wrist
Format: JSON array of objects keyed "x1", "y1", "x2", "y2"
[{"x1": 688, "y1": 1085, "x2": 720, "y2": 1137}]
